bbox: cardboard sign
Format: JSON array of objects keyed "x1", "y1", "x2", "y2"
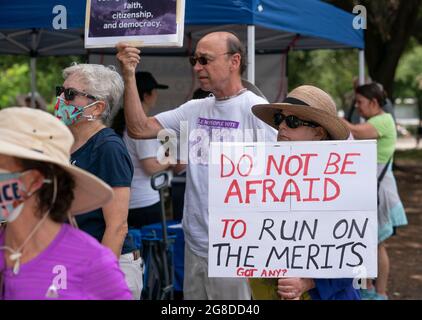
[
  {"x1": 85, "y1": 0, "x2": 185, "y2": 48},
  {"x1": 208, "y1": 141, "x2": 378, "y2": 278}
]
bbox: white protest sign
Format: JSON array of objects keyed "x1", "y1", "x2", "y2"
[
  {"x1": 85, "y1": 0, "x2": 185, "y2": 48},
  {"x1": 208, "y1": 141, "x2": 378, "y2": 278}
]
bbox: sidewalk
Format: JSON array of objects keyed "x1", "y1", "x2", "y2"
[{"x1": 396, "y1": 136, "x2": 422, "y2": 150}]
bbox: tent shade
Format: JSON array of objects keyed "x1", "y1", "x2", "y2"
[{"x1": 0, "y1": 0, "x2": 364, "y2": 56}]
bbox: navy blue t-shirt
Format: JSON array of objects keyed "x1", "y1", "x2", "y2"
[{"x1": 71, "y1": 128, "x2": 135, "y2": 254}]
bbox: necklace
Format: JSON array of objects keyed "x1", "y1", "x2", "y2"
[
  {"x1": 0, "y1": 213, "x2": 49, "y2": 275},
  {"x1": 215, "y1": 88, "x2": 247, "y2": 101}
]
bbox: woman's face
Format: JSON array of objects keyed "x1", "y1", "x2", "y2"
[
  {"x1": 62, "y1": 74, "x2": 102, "y2": 125},
  {"x1": 355, "y1": 93, "x2": 378, "y2": 119},
  {"x1": 276, "y1": 110, "x2": 327, "y2": 142}
]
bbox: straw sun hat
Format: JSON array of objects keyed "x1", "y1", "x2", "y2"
[
  {"x1": 252, "y1": 85, "x2": 350, "y2": 140},
  {"x1": 0, "y1": 107, "x2": 113, "y2": 215}
]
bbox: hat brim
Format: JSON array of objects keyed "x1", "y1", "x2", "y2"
[
  {"x1": 252, "y1": 103, "x2": 350, "y2": 140},
  {"x1": 0, "y1": 141, "x2": 113, "y2": 215}
]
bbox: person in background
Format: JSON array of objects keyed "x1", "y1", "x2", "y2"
[
  {"x1": 111, "y1": 71, "x2": 174, "y2": 228},
  {"x1": 54, "y1": 63, "x2": 142, "y2": 300},
  {"x1": 342, "y1": 83, "x2": 408, "y2": 300},
  {"x1": 0, "y1": 107, "x2": 131, "y2": 300},
  {"x1": 252, "y1": 85, "x2": 360, "y2": 300}
]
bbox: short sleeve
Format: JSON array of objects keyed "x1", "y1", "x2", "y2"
[
  {"x1": 155, "y1": 100, "x2": 197, "y2": 136},
  {"x1": 133, "y1": 139, "x2": 161, "y2": 160},
  {"x1": 94, "y1": 140, "x2": 134, "y2": 187},
  {"x1": 83, "y1": 248, "x2": 133, "y2": 300}
]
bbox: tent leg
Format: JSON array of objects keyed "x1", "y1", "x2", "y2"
[
  {"x1": 247, "y1": 25, "x2": 255, "y2": 84},
  {"x1": 358, "y1": 50, "x2": 365, "y2": 85},
  {"x1": 30, "y1": 56, "x2": 37, "y2": 108}
]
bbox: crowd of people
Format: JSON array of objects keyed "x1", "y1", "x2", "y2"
[{"x1": 0, "y1": 31, "x2": 407, "y2": 300}]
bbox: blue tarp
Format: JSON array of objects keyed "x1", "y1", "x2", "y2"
[{"x1": 0, "y1": 0, "x2": 364, "y2": 54}]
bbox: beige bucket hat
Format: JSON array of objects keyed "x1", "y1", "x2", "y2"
[
  {"x1": 252, "y1": 85, "x2": 350, "y2": 140},
  {"x1": 0, "y1": 107, "x2": 113, "y2": 215}
]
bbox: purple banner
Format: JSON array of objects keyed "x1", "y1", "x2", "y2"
[{"x1": 88, "y1": 0, "x2": 177, "y2": 37}]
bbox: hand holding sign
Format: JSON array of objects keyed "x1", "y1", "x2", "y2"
[
  {"x1": 277, "y1": 278, "x2": 315, "y2": 300},
  {"x1": 116, "y1": 43, "x2": 141, "y2": 79}
]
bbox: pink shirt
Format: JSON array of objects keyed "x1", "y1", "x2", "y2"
[{"x1": 0, "y1": 223, "x2": 132, "y2": 300}]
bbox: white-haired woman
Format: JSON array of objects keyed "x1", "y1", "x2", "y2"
[{"x1": 54, "y1": 64, "x2": 142, "y2": 300}]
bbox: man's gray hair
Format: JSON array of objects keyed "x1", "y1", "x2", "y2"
[{"x1": 63, "y1": 63, "x2": 124, "y2": 124}]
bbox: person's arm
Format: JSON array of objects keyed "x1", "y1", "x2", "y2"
[
  {"x1": 341, "y1": 119, "x2": 379, "y2": 140},
  {"x1": 101, "y1": 187, "x2": 131, "y2": 257},
  {"x1": 116, "y1": 43, "x2": 163, "y2": 139},
  {"x1": 140, "y1": 158, "x2": 171, "y2": 176}
]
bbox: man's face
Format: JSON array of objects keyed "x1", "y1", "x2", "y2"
[{"x1": 192, "y1": 37, "x2": 233, "y2": 93}]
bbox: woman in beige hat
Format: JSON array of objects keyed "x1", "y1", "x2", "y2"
[
  {"x1": 251, "y1": 85, "x2": 359, "y2": 300},
  {"x1": 0, "y1": 107, "x2": 131, "y2": 299},
  {"x1": 54, "y1": 64, "x2": 142, "y2": 299}
]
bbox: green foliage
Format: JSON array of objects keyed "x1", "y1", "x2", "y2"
[
  {"x1": 395, "y1": 40, "x2": 422, "y2": 99},
  {"x1": 0, "y1": 55, "x2": 83, "y2": 110},
  {"x1": 288, "y1": 49, "x2": 360, "y2": 110}
]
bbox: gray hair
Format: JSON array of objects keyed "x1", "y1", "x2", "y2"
[{"x1": 63, "y1": 63, "x2": 124, "y2": 124}]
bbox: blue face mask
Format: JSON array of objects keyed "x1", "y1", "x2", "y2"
[
  {"x1": 0, "y1": 171, "x2": 25, "y2": 222},
  {"x1": 53, "y1": 97, "x2": 98, "y2": 126}
]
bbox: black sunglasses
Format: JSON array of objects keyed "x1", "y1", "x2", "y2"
[
  {"x1": 188, "y1": 52, "x2": 234, "y2": 67},
  {"x1": 273, "y1": 112, "x2": 319, "y2": 129},
  {"x1": 56, "y1": 86, "x2": 97, "y2": 101}
]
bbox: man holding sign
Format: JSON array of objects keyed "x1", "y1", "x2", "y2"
[{"x1": 116, "y1": 32, "x2": 276, "y2": 300}]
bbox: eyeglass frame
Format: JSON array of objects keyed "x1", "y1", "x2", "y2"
[
  {"x1": 56, "y1": 86, "x2": 98, "y2": 101},
  {"x1": 273, "y1": 112, "x2": 319, "y2": 129},
  {"x1": 188, "y1": 52, "x2": 237, "y2": 67}
]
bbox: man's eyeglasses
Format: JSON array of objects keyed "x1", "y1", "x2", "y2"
[
  {"x1": 273, "y1": 112, "x2": 319, "y2": 129},
  {"x1": 189, "y1": 52, "x2": 234, "y2": 66},
  {"x1": 56, "y1": 86, "x2": 97, "y2": 101}
]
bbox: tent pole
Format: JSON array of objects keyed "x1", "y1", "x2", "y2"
[
  {"x1": 30, "y1": 30, "x2": 37, "y2": 108},
  {"x1": 247, "y1": 25, "x2": 255, "y2": 84},
  {"x1": 30, "y1": 57, "x2": 36, "y2": 108},
  {"x1": 358, "y1": 50, "x2": 365, "y2": 85}
]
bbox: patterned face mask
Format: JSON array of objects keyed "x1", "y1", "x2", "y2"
[
  {"x1": 0, "y1": 171, "x2": 25, "y2": 222},
  {"x1": 54, "y1": 97, "x2": 98, "y2": 126}
]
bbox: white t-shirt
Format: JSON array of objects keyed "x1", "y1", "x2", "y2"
[
  {"x1": 123, "y1": 131, "x2": 161, "y2": 208},
  {"x1": 155, "y1": 90, "x2": 277, "y2": 257}
]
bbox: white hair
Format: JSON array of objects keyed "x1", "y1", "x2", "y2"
[{"x1": 63, "y1": 63, "x2": 124, "y2": 124}]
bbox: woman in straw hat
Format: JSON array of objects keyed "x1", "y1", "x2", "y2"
[
  {"x1": 54, "y1": 64, "x2": 142, "y2": 300},
  {"x1": 0, "y1": 107, "x2": 132, "y2": 300},
  {"x1": 251, "y1": 85, "x2": 360, "y2": 300},
  {"x1": 342, "y1": 83, "x2": 407, "y2": 300}
]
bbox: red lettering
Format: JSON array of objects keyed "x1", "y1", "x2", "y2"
[
  {"x1": 280, "y1": 179, "x2": 301, "y2": 202},
  {"x1": 263, "y1": 179, "x2": 279, "y2": 203},
  {"x1": 220, "y1": 153, "x2": 235, "y2": 177},
  {"x1": 324, "y1": 153, "x2": 341, "y2": 174},
  {"x1": 224, "y1": 179, "x2": 243, "y2": 203},
  {"x1": 340, "y1": 153, "x2": 360, "y2": 174},
  {"x1": 266, "y1": 155, "x2": 285, "y2": 175},
  {"x1": 285, "y1": 155, "x2": 303, "y2": 176},
  {"x1": 221, "y1": 219, "x2": 235, "y2": 238},
  {"x1": 301, "y1": 153, "x2": 318, "y2": 176},
  {"x1": 323, "y1": 178, "x2": 340, "y2": 201},
  {"x1": 245, "y1": 180, "x2": 261, "y2": 203},
  {"x1": 231, "y1": 220, "x2": 247, "y2": 239},
  {"x1": 303, "y1": 178, "x2": 321, "y2": 202},
  {"x1": 237, "y1": 154, "x2": 253, "y2": 177}
]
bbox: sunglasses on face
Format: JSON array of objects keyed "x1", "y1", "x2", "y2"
[
  {"x1": 188, "y1": 52, "x2": 234, "y2": 67},
  {"x1": 56, "y1": 86, "x2": 97, "y2": 101},
  {"x1": 273, "y1": 112, "x2": 319, "y2": 129}
]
